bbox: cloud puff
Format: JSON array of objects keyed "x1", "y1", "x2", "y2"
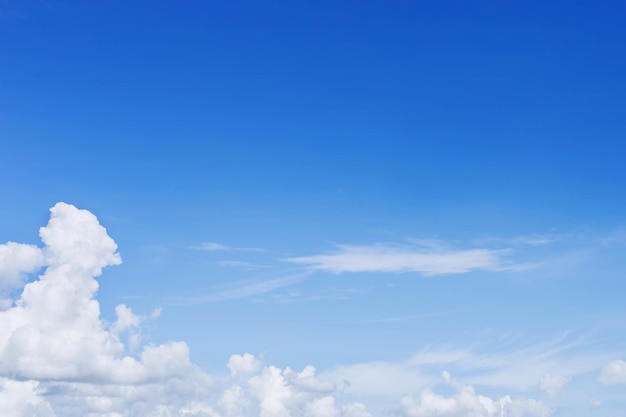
[
  {"x1": 0, "y1": 378, "x2": 55, "y2": 417},
  {"x1": 0, "y1": 203, "x2": 197, "y2": 385},
  {"x1": 0, "y1": 242, "x2": 45, "y2": 309},
  {"x1": 0, "y1": 203, "x2": 218, "y2": 416},
  {"x1": 283, "y1": 243, "x2": 515, "y2": 275},
  {"x1": 228, "y1": 353, "x2": 261, "y2": 377},
  {"x1": 538, "y1": 374, "x2": 569, "y2": 397},
  {"x1": 598, "y1": 359, "x2": 626, "y2": 385},
  {"x1": 397, "y1": 372, "x2": 552, "y2": 417}
]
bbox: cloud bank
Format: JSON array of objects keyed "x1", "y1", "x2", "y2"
[
  {"x1": 397, "y1": 372, "x2": 551, "y2": 417},
  {"x1": 0, "y1": 203, "x2": 372, "y2": 416},
  {"x1": 0, "y1": 203, "x2": 599, "y2": 416}
]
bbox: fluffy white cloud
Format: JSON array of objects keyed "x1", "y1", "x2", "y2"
[
  {"x1": 0, "y1": 203, "x2": 196, "y2": 385},
  {"x1": 0, "y1": 203, "x2": 614, "y2": 416},
  {"x1": 397, "y1": 372, "x2": 551, "y2": 417},
  {"x1": 227, "y1": 353, "x2": 260, "y2": 377},
  {"x1": 0, "y1": 203, "x2": 378, "y2": 417},
  {"x1": 0, "y1": 378, "x2": 55, "y2": 417},
  {"x1": 0, "y1": 241, "x2": 44, "y2": 309},
  {"x1": 598, "y1": 359, "x2": 626, "y2": 385},
  {"x1": 283, "y1": 243, "x2": 515, "y2": 275},
  {"x1": 341, "y1": 402, "x2": 373, "y2": 417}
]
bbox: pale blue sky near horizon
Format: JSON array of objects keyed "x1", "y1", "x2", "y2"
[{"x1": 1, "y1": 1, "x2": 626, "y2": 415}]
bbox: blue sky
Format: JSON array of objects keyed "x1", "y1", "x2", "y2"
[{"x1": 1, "y1": 1, "x2": 626, "y2": 416}]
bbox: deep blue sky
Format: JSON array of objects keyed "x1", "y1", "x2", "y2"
[
  {"x1": 1, "y1": 1, "x2": 626, "y2": 416},
  {"x1": 2, "y1": 1, "x2": 625, "y2": 232}
]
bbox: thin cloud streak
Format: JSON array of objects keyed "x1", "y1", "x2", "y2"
[
  {"x1": 334, "y1": 307, "x2": 472, "y2": 325},
  {"x1": 192, "y1": 242, "x2": 265, "y2": 252},
  {"x1": 217, "y1": 260, "x2": 270, "y2": 270},
  {"x1": 283, "y1": 243, "x2": 524, "y2": 275},
  {"x1": 168, "y1": 271, "x2": 312, "y2": 305},
  {"x1": 472, "y1": 234, "x2": 560, "y2": 247}
]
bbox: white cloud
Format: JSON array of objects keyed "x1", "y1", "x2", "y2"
[
  {"x1": 245, "y1": 363, "x2": 365, "y2": 417},
  {"x1": 217, "y1": 260, "x2": 269, "y2": 270},
  {"x1": 397, "y1": 372, "x2": 552, "y2": 417},
  {"x1": 198, "y1": 242, "x2": 230, "y2": 251},
  {"x1": 456, "y1": 335, "x2": 607, "y2": 392},
  {"x1": 0, "y1": 378, "x2": 55, "y2": 417},
  {"x1": 472, "y1": 234, "x2": 558, "y2": 247},
  {"x1": 287, "y1": 365, "x2": 336, "y2": 393},
  {"x1": 305, "y1": 396, "x2": 339, "y2": 417},
  {"x1": 323, "y1": 335, "x2": 609, "y2": 399},
  {"x1": 0, "y1": 203, "x2": 380, "y2": 417},
  {"x1": 0, "y1": 203, "x2": 619, "y2": 416},
  {"x1": 283, "y1": 243, "x2": 518, "y2": 275},
  {"x1": 195, "y1": 242, "x2": 263, "y2": 252},
  {"x1": 538, "y1": 374, "x2": 569, "y2": 397},
  {"x1": 588, "y1": 398, "x2": 601, "y2": 407},
  {"x1": 341, "y1": 402, "x2": 373, "y2": 417},
  {"x1": 171, "y1": 272, "x2": 311, "y2": 304},
  {"x1": 0, "y1": 242, "x2": 44, "y2": 309},
  {"x1": 598, "y1": 359, "x2": 626, "y2": 385},
  {"x1": 110, "y1": 304, "x2": 142, "y2": 336},
  {"x1": 322, "y1": 361, "x2": 434, "y2": 396},
  {"x1": 0, "y1": 203, "x2": 198, "y2": 385},
  {"x1": 228, "y1": 353, "x2": 260, "y2": 377}
]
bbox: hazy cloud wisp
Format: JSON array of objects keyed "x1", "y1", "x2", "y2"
[{"x1": 284, "y1": 243, "x2": 518, "y2": 275}]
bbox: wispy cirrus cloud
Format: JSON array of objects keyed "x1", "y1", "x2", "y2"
[
  {"x1": 322, "y1": 332, "x2": 609, "y2": 399},
  {"x1": 169, "y1": 271, "x2": 312, "y2": 304},
  {"x1": 217, "y1": 260, "x2": 270, "y2": 270},
  {"x1": 193, "y1": 242, "x2": 264, "y2": 252},
  {"x1": 283, "y1": 243, "x2": 526, "y2": 275},
  {"x1": 472, "y1": 234, "x2": 560, "y2": 247}
]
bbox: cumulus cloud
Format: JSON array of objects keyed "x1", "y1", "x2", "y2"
[
  {"x1": 397, "y1": 372, "x2": 552, "y2": 417},
  {"x1": 245, "y1": 363, "x2": 356, "y2": 417},
  {"x1": 228, "y1": 353, "x2": 260, "y2": 377},
  {"x1": 0, "y1": 203, "x2": 377, "y2": 416},
  {"x1": 0, "y1": 203, "x2": 215, "y2": 415},
  {"x1": 0, "y1": 378, "x2": 55, "y2": 417},
  {"x1": 598, "y1": 359, "x2": 626, "y2": 385},
  {"x1": 0, "y1": 241, "x2": 44, "y2": 309},
  {"x1": 0, "y1": 203, "x2": 197, "y2": 385},
  {"x1": 0, "y1": 203, "x2": 606, "y2": 416},
  {"x1": 283, "y1": 243, "x2": 517, "y2": 275}
]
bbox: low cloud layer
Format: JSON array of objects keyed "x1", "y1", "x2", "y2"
[
  {"x1": 0, "y1": 203, "x2": 376, "y2": 416},
  {"x1": 397, "y1": 372, "x2": 551, "y2": 417},
  {"x1": 0, "y1": 203, "x2": 615, "y2": 416}
]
